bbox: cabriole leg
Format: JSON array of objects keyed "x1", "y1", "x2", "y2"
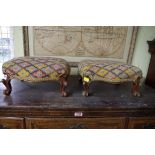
[
  {"x1": 132, "y1": 77, "x2": 141, "y2": 97},
  {"x1": 2, "y1": 75, "x2": 12, "y2": 96},
  {"x1": 60, "y1": 77, "x2": 68, "y2": 97},
  {"x1": 82, "y1": 81, "x2": 89, "y2": 97}
]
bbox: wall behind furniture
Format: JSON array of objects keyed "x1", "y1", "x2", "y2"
[
  {"x1": 13, "y1": 26, "x2": 155, "y2": 77},
  {"x1": 13, "y1": 26, "x2": 24, "y2": 57},
  {"x1": 132, "y1": 26, "x2": 155, "y2": 78}
]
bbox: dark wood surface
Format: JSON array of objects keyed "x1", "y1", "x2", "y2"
[
  {"x1": 145, "y1": 39, "x2": 155, "y2": 88},
  {"x1": 26, "y1": 117, "x2": 126, "y2": 129},
  {"x1": 0, "y1": 75, "x2": 155, "y2": 118},
  {"x1": 147, "y1": 39, "x2": 155, "y2": 54},
  {"x1": 0, "y1": 117, "x2": 24, "y2": 129},
  {"x1": 128, "y1": 117, "x2": 155, "y2": 129},
  {"x1": 1, "y1": 75, "x2": 155, "y2": 128}
]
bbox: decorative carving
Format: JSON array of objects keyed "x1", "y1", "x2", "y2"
[
  {"x1": 132, "y1": 76, "x2": 141, "y2": 97},
  {"x1": 59, "y1": 76, "x2": 68, "y2": 97},
  {"x1": 2, "y1": 75, "x2": 12, "y2": 95},
  {"x1": 82, "y1": 81, "x2": 89, "y2": 97}
]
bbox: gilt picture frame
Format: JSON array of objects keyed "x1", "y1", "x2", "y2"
[{"x1": 23, "y1": 26, "x2": 138, "y2": 64}]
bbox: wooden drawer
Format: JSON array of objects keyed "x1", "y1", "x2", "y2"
[
  {"x1": 26, "y1": 117, "x2": 125, "y2": 129},
  {"x1": 0, "y1": 117, "x2": 24, "y2": 129},
  {"x1": 128, "y1": 117, "x2": 155, "y2": 129}
]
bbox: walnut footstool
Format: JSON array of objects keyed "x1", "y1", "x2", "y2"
[
  {"x1": 2, "y1": 57, "x2": 70, "y2": 97},
  {"x1": 78, "y1": 60, "x2": 142, "y2": 97}
]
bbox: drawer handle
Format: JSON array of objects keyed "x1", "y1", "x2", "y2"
[{"x1": 74, "y1": 112, "x2": 83, "y2": 117}]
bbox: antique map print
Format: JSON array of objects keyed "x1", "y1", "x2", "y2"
[{"x1": 33, "y1": 26, "x2": 132, "y2": 60}]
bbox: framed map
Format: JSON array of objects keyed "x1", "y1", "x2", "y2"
[{"x1": 24, "y1": 26, "x2": 138, "y2": 63}]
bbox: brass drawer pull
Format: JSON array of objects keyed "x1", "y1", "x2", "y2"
[{"x1": 74, "y1": 112, "x2": 83, "y2": 117}]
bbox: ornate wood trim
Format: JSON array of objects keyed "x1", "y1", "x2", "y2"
[
  {"x1": 127, "y1": 26, "x2": 139, "y2": 64},
  {"x1": 2, "y1": 75, "x2": 12, "y2": 96},
  {"x1": 23, "y1": 26, "x2": 29, "y2": 56}
]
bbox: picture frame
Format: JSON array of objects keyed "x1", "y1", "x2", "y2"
[{"x1": 23, "y1": 26, "x2": 138, "y2": 64}]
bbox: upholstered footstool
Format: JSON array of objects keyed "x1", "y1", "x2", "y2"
[
  {"x1": 2, "y1": 57, "x2": 70, "y2": 97},
  {"x1": 78, "y1": 60, "x2": 142, "y2": 97}
]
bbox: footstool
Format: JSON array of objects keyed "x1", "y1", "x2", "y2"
[
  {"x1": 78, "y1": 60, "x2": 142, "y2": 97},
  {"x1": 2, "y1": 57, "x2": 70, "y2": 97}
]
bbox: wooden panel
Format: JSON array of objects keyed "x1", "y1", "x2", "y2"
[
  {"x1": 26, "y1": 117, "x2": 125, "y2": 129},
  {"x1": 0, "y1": 117, "x2": 24, "y2": 129},
  {"x1": 128, "y1": 117, "x2": 155, "y2": 129}
]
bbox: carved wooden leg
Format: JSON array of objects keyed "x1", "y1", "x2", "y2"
[
  {"x1": 132, "y1": 77, "x2": 141, "y2": 97},
  {"x1": 60, "y1": 77, "x2": 68, "y2": 97},
  {"x1": 82, "y1": 81, "x2": 89, "y2": 97},
  {"x1": 2, "y1": 76, "x2": 12, "y2": 96}
]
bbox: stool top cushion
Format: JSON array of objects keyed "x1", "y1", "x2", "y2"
[
  {"x1": 78, "y1": 60, "x2": 142, "y2": 83},
  {"x1": 2, "y1": 57, "x2": 70, "y2": 82}
]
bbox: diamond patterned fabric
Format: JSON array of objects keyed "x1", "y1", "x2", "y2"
[
  {"x1": 78, "y1": 60, "x2": 142, "y2": 83},
  {"x1": 2, "y1": 57, "x2": 70, "y2": 82}
]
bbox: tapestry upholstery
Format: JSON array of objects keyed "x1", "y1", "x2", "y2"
[
  {"x1": 78, "y1": 60, "x2": 142, "y2": 83},
  {"x1": 2, "y1": 57, "x2": 70, "y2": 82}
]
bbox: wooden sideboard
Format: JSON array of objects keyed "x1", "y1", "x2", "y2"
[{"x1": 0, "y1": 75, "x2": 155, "y2": 129}]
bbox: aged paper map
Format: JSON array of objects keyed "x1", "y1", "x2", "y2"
[{"x1": 33, "y1": 26, "x2": 129, "y2": 59}]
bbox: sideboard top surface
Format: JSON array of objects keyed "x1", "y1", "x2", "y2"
[{"x1": 0, "y1": 76, "x2": 155, "y2": 111}]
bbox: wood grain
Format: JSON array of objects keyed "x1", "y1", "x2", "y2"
[{"x1": 0, "y1": 75, "x2": 155, "y2": 128}]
